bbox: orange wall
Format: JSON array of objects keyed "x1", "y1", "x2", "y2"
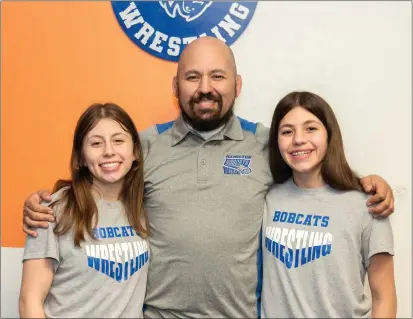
[{"x1": 1, "y1": 1, "x2": 179, "y2": 247}]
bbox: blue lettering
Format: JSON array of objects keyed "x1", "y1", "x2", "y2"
[
  {"x1": 301, "y1": 248, "x2": 307, "y2": 265},
  {"x1": 294, "y1": 249, "x2": 300, "y2": 268},
  {"x1": 279, "y1": 244, "x2": 285, "y2": 263},
  {"x1": 145, "y1": 251, "x2": 149, "y2": 262},
  {"x1": 121, "y1": 226, "x2": 129, "y2": 237},
  {"x1": 139, "y1": 253, "x2": 145, "y2": 267},
  {"x1": 322, "y1": 244, "x2": 332, "y2": 256},
  {"x1": 307, "y1": 247, "x2": 313, "y2": 262},
  {"x1": 99, "y1": 228, "x2": 107, "y2": 239},
  {"x1": 313, "y1": 215, "x2": 322, "y2": 226},
  {"x1": 93, "y1": 228, "x2": 99, "y2": 239},
  {"x1": 115, "y1": 263, "x2": 123, "y2": 282},
  {"x1": 136, "y1": 255, "x2": 141, "y2": 270},
  {"x1": 114, "y1": 227, "x2": 121, "y2": 237},
  {"x1": 127, "y1": 226, "x2": 135, "y2": 236},
  {"x1": 312, "y1": 245, "x2": 321, "y2": 260},
  {"x1": 101, "y1": 259, "x2": 109, "y2": 276},
  {"x1": 130, "y1": 258, "x2": 136, "y2": 276},
  {"x1": 321, "y1": 216, "x2": 329, "y2": 227},
  {"x1": 272, "y1": 241, "x2": 278, "y2": 258},
  {"x1": 273, "y1": 211, "x2": 281, "y2": 222},
  {"x1": 109, "y1": 260, "x2": 115, "y2": 279},
  {"x1": 285, "y1": 248, "x2": 293, "y2": 269},
  {"x1": 87, "y1": 256, "x2": 94, "y2": 267},
  {"x1": 93, "y1": 257, "x2": 100, "y2": 270},
  {"x1": 280, "y1": 212, "x2": 288, "y2": 222},
  {"x1": 287, "y1": 213, "x2": 296, "y2": 224},
  {"x1": 303, "y1": 215, "x2": 312, "y2": 226},
  {"x1": 106, "y1": 227, "x2": 114, "y2": 238},
  {"x1": 265, "y1": 237, "x2": 271, "y2": 250},
  {"x1": 296, "y1": 214, "x2": 304, "y2": 225},
  {"x1": 124, "y1": 261, "x2": 129, "y2": 281}
]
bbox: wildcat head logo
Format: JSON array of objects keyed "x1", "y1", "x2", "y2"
[
  {"x1": 112, "y1": 1, "x2": 258, "y2": 62},
  {"x1": 159, "y1": 1, "x2": 213, "y2": 22}
]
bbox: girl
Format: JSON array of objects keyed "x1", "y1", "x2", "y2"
[
  {"x1": 19, "y1": 103, "x2": 149, "y2": 318},
  {"x1": 262, "y1": 92, "x2": 396, "y2": 318}
]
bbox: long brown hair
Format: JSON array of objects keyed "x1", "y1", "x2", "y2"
[
  {"x1": 268, "y1": 91, "x2": 362, "y2": 191},
  {"x1": 53, "y1": 103, "x2": 148, "y2": 246}
]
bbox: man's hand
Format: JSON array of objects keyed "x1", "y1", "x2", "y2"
[
  {"x1": 22, "y1": 190, "x2": 54, "y2": 237},
  {"x1": 360, "y1": 175, "x2": 395, "y2": 217}
]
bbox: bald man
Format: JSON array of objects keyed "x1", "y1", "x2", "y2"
[{"x1": 23, "y1": 37, "x2": 394, "y2": 318}]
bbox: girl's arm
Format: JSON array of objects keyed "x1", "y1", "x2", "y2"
[
  {"x1": 367, "y1": 253, "x2": 397, "y2": 318},
  {"x1": 19, "y1": 259, "x2": 55, "y2": 318}
]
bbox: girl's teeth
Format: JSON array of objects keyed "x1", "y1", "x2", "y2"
[
  {"x1": 101, "y1": 163, "x2": 118, "y2": 168},
  {"x1": 293, "y1": 151, "x2": 311, "y2": 156}
]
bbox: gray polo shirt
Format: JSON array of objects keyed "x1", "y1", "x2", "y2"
[
  {"x1": 262, "y1": 179, "x2": 394, "y2": 318},
  {"x1": 140, "y1": 115, "x2": 273, "y2": 318}
]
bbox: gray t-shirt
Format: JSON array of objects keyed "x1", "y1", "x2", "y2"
[
  {"x1": 23, "y1": 188, "x2": 150, "y2": 318},
  {"x1": 262, "y1": 179, "x2": 394, "y2": 318}
]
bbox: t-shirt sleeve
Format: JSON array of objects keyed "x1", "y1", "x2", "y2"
[
  {"x1": 23, "y1": 221, "x2": 60, "y2": 270},
  {"x1": 361, "y1": 215, "x2": 394, "y2": 269},
  {"x1": 22, "y1": 190, "x2": 69, "y2": 270}
]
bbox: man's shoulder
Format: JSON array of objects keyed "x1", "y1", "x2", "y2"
[
  {"x1": 236, "y1": 116, "x2": 269, "y2": 145},
  {"x1": 138, "y1": 120, "x2": 176, "y2": 158},
  {"x1": 139, "y1": 121, "x2": 174, "y2": 141}
]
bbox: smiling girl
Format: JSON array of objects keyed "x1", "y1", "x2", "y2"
[
  {"x1": 262, "y1": 92, "x2": 396, "y2": 318},
  {"x1": 19, "y1": 103, "x2": 149, "y2": 318}
]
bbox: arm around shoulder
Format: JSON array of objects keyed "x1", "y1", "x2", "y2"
[{"x1": 360, "y1": 175, "x2": 395, "y2": 217}]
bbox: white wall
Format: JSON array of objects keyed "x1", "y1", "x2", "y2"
[
  {"x1": 2, "y1": 1, "x2": 411, "y2": 318},
  {"x1": 1, "y1": 248, "x2": 24, "y2": 318}
]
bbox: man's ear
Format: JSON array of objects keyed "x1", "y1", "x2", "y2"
[
  {"x1": 172, "y1": 76, "x2": 178, "y2": 99},
  {"x1": 235, "y1": 75, "x2": 242, "y2": 97}
]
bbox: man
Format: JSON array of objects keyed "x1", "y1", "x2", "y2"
[{"x1": 23, "y1": 37, "x2": 394, "y2": 318}]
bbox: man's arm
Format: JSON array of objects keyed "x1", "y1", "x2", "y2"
[
  {"x1": 22, "y1": 172, "x2": 394, "y2": 238},
  {"x1": 360, "y1": 175, "x2": 395, "y2": 217},
  {"x1": 22, "y1": 190, "x2": 54, "y2": 237}
]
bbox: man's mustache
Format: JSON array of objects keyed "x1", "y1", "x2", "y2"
[{"x1": 190, "y1": 92, "x2": 222, "y2": 105}]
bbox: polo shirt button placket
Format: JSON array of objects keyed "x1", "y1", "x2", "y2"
[{"x1": 198, "y1": 147, "x2": 208, "y2": 182}]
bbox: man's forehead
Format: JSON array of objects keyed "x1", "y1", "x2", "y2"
[{"x1": 178, "y1": 55, "x2": 235, "y2": 75}]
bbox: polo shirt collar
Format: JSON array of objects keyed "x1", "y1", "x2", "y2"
[{"x1": 170, "y1": 114, "x2": 245, "y2": 146}]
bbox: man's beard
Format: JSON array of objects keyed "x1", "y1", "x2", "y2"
[{"x1": 179, "y1": 89, "x2": 235, "y2": 132}]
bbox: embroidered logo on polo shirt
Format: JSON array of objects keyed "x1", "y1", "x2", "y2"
[{"x1": 223, "y1": 155, "x2": 252, "y2": 175}]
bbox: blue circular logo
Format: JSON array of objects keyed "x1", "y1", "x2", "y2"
[{"x1": 112, "y1": 1, "x2": 258, "y2": 62}]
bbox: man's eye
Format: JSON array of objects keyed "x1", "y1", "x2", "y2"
[
  {"x1": 186, "y1": 76, "x2": 198, "y2": 81},
  {"x1": 212, "y1": 75, "x2": 224, "y2": 80}
]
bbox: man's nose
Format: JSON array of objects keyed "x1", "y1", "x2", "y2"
[{"x1": 198, "y1": 76, "x2": 213, "y2": 94}]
